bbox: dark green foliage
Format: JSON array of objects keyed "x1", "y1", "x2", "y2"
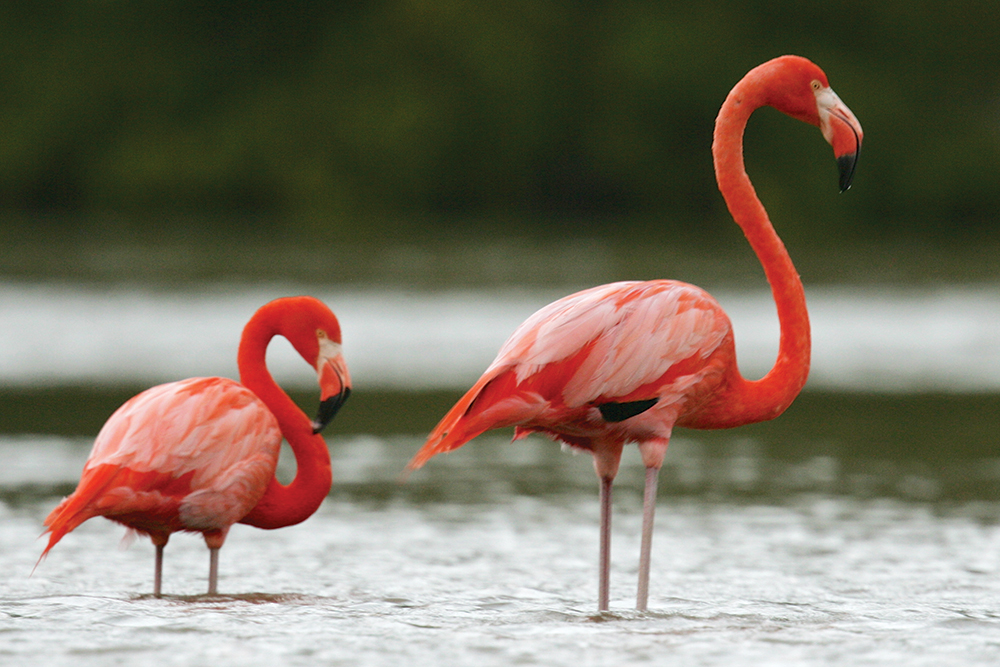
[{"x1": 0, "y1": 1, "x2": 996, "y2": 244}]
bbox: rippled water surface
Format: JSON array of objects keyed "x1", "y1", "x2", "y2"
[
  {"x1": 2, "y1": 276, "x2": 999, "y2": 664},
  {"x1": 5, "y1": 434, "x2": 1000, "y2": 666}
]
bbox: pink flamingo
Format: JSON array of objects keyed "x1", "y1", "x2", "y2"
[
  {"x1": 38, "y1": 296, "x2": 351, "y2": 596},
  {"x1": 408, "y1": 56, "x2": 862, "y2": 611}
]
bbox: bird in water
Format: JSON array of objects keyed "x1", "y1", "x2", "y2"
[
  {"x1": 38, "y1": 296, "x2": 352, "y2": 596},
  {"x1": 407, "y1": 55, "x2": 862, "y2": 611}
]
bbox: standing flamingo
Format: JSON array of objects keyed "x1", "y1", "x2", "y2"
[
  {"x1": 408, "y1": 56, "x2": 862, "y2": 611},
  {"x1": 38, "y1": 296, "x2": 351, "y2": 596}
]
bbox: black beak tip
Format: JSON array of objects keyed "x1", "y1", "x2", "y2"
[
  {"x1": 837, "y1": 152, "x2": 859, "y2": 193},
  {"x1": 312, "y1": 387, "x2": 352, "y2": 434}
]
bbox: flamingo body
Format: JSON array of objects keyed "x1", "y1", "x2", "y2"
[
  {"x1": 413, "y1": 280, "x2": 735, "y2": 475},
  {"x1": 42, "y1": 378, "x2": 282, "y2": 552},
  {"x1": 39, "y1": 296, "x2": 352, "y2": 595},
  {"x1": 409, "y1": 55, "x2": 863, "y2": 611}
]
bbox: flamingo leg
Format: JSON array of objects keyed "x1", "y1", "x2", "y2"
[
  {"x1": 636, "y1": 466, "x2": 660, "y2": 611},
  {"x1": 208, "y1": 547, "x2": 219, "y2": 595},
  {"x1": 153, "y1": 543, "x2": 164, "y2": 597},
  {"x1": 598, "y1": 475, "x2": 613, "y2": 611}
]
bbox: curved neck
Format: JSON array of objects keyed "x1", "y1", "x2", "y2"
[
  {"x1": 709, "y1": 78, "x2": 811, "y2": 425},
  {"x1": 236, "y1": 310, "x2": 332, "y2": 529}
]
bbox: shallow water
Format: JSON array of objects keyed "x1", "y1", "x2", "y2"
[
  {"x1": 2, "y1": 276, "x2": 999, "y2": 664},
  {"x1": 5, "y1": 434, "x2": 1000, "y2": 666},
  {"x1": 8, "y1": 499, "x2": 1000, "y2": 667}
]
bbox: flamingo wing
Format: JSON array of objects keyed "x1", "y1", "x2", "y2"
[
  {"x1": 410, "y1": 281, "x2": 732, "y2": 468},
  {"x1": 42, "y1": 377, "x2": 282, "y2": 555}
]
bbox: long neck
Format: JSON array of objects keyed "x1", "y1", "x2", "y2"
[
  {"x1": 708, "y1": 78, "x2": 811, "y2": 425},
  {"x1": 236, "y1": 312, "x2": 332, "y2": 529}
]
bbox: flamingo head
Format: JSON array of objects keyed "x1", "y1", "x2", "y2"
[
  {"x1": 757, "y1": 55, "x2": 864, "y2": 191},
  {"x1": 279, "y1": 296, "x2": 353, "y2": 434}
]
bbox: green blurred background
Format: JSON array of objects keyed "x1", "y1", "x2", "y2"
[{"x1": 2, "y1": 0, "x2": 998, "y2": 277}]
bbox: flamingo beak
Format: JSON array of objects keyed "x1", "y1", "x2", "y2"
[
  {"x1": 313, "y1": 347, "x2": 352, "y2": 434},
  {"x1": 817, "y1": 87, "x2": 863, "y2": 192},
  {"x1": 837, "y1": 151, "x2": 859, "y2": 193}
]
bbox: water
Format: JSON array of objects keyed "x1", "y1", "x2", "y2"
[
  {"x1": 7, "y1": 499, "x2": 1000, "y2": 666},
  {"x1": 1, "y1": 280, "x2": 998, "y2": 392},
  {"x1": 2, "y1": 279, "x2": 999, "y2": 664},
  {"x1": 4, "y1": 433, "x2": 1000, "y2": 666}
]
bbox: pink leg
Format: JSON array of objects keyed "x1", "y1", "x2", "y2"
[
  {"x1": 203, "y1": 528, "x2": 228, "y2": 596},
  {"x1": 150, "y1": 533, "x2": 169, "y2": 597},
  {"x1": 636, "y1": 466, "x2": 659, "y2": 611},
  {"x1": 598, "y1": 475, "x2": 613, "y2": 612},
  {"x1": 153, "y1": 544, "x2": 164, "y2": 597},
  {"x1": 208, "y1": 548, "x2": 219, "y2": 595}
]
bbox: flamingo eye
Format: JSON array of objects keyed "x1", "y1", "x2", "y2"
[
  {"x1": 316, "y1": 329, "x2": 328, "y2": 339},
  {"x1": 810, "y1": 79, "x2": 822, "y2": 91}
]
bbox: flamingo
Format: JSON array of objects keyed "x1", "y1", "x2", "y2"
[
  {"x1": 407, "y1": 56, "x2": 862, "y2": 611},
  {"x1": 38, "y1": 296, "x2": 352, "y2": 596}
]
